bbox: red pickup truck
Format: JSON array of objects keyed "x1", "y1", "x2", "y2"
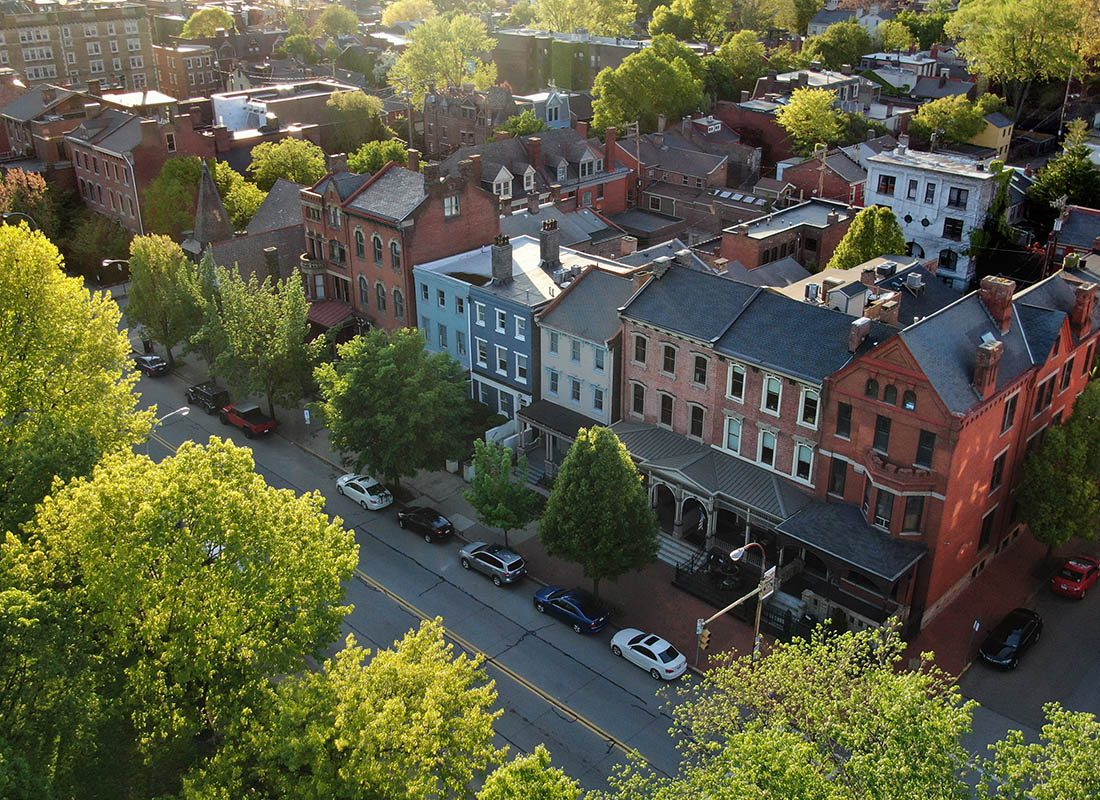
[{"x1": 219, "y1": 403, "x2": 277, "y2": 438}]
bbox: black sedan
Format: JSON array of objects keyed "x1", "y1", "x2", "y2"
[
  {"x1": 396, "y1": 506, "x2": 454, "y2": 543},
  {"x1": 978, "y1": 608, "x2": 1043, "y2": 670},
  {"x1": 131, "y1": 353, "x2": 169, "y2": 376}
]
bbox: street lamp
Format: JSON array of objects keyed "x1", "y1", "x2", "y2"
[
  {"x1": 731, "y1": 542, "x2": 768, "y2": 663},
  {"x1": 146, "y1": 406, "x2": 189, "y2": 455},
  {"x1": 1, "y1": 211, "x2": 38, "y2": 230},
  {"x1": 694, "y1": 540, "x2": 771, "y2": 666}
]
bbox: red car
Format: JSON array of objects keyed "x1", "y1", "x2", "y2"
[
  {"x1": 219, "y1": 402, "x2": 277, "y2": 438},
  {"x1": 1051, "y1": 556, "x2": 1100, "y2": 599}
]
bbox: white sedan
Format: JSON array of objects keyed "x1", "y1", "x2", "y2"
[
  {"x1": 335, "y1": 473, "x2": 393, "y2": 511},
  {"x1": 611, "y1": 628, "x2": 687, "y2": 680}
]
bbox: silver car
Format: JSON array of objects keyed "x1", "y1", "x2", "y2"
[{"x1": 458, "y1": 542, "x2": 527, "y2": 586}]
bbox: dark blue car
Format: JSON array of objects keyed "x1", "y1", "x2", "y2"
[{"x1": 533, "y1": 586, "x2": 609, "y2": 634}]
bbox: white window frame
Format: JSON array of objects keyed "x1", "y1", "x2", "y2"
[
  {"x1": 515, "y1": 315, "x2": 526, "y2": 341},
  {"x1": 761, "y1": 374, "x2": 782, "y2": 416},
  {"x1": 724, "y1": 415, "x2": 742, "y2": 454},
  {"x1": 593, "y1": 386, "x2": 604, "y2": 412},
  {"x1": 794, "y1": 443, "x2": 814, "y2": 483},
  {"x1": 495, "y1": 345, "x2": 508, "y2": 375},
  {"x1": 594, "y1": 347, "x2": 605, "y2": 372},
  {"x1": 548, "y1": 369, "x2": 560, "y2": 395},
  {"x1": 727, "y1": 363, "x2": 745, "y2": 402},
  {"x1": 570, "y1": 377, "x2": 582, "y2": 403},
  {"x1": 475, "y1": 338, "x2": 488, "y2": 368},
  {"x1": 758, "y1": 430, "x2": 777, "y2": 468},
  {"x1": 474, "y1": 301, "x2": 486, "y2": 327},
  {"x1": 549, "y1": 330, "x2": 559, "y2": 354},
  {"x1": 799, "y1": 388, "x2": 820, "y2": 429},
  {"x1": 495, "y1": 309, "x2": 506, "y2": 334},
  {"x1": 515, "y1": 353, "x2": 528, "y2": 384}
]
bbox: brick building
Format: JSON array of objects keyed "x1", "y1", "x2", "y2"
[
  {"x1": 779, "y1": 148, "x2": 866, "y2": 206},
  {"x1": 153, "y1": 43, "x2": 221, "y2": 100},
  {"x1": 714, "y1": 99, "x2": 797, "y2": 167},
  {"x1": 0, "y1": 82, "x2": 84, "y2": 163},
  {"x1": 492, "y1": 29, "x2": 646, "y2": 94},
  {"x1": 421, "y1": 85, "x2": 519, "y2": 159},
  {"x1": 719, "y1": 198, "x2": 855, "y2": 272}
]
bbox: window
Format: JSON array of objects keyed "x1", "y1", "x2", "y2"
[
  {"x1": 493, "y1": 178, "x2": 510, "y2": 197},
  {"x1": 692, "y1": 355, "x2": 708, "y2": 386},
  {"x1": 883, "y1": 385, "x2": 898, "y2": 405},
  {"x1": 874, "y1": 488, "x2": 895, "y2": 529},
  {"x1": 662, "y1": 344, "x2": 676, "y2": 374},
  {"x1": 916, "y1": 430, "x2": 935, "y2": 468},
  {"x1": 727, "y1": 364, "x2": 745, "y2": 401},
  {"x1": 799, "y1": 389, "x2": 819, "y2": 427},
  {"x1": 903, "y1": 496, "x2": 924, "y2": 533},
  {"x1": 548, "y1": 369, "x2": 559, "y2": 394},
  {"x1": 924, "y1": 183, "x2": 936, "y2": 203},
  {"x1": 947, "y1": 187, "x2": 969, "y2": 209},
  {"x1": 1002, "y1": 393, "x2": 1018, "y2": 432},
  {"x1": 865, "y1": 378, "x2": 879, "y2": 398},
  {"x1": 495, "y1": 310, "x2": 506, "y2": 333},
  {"x1": 724, "y1": 416, "x2": 742, "y2": 454},
  {"x1": 633, "y1": 334, "x2": 647, "y2": 365},
  {"x1": 762, "y1": 375, "x2": 781, "y2": 414},
  {"x1": 434, "y1": 288, "x2": 445, "y2": 308},
  {"x1": 758, "y1": 431, "x2": 777, "y2": 467},
  {"x1": 390, "y1": 241, "x2": 401, "y2": 270},
  {"x1": 594, "y1": 348, "x2": 605, "y2": 372},
  {"x1": 979, "y1": 509, "x2": 996, "y2": 551},
  {"x1": 474, "y1": 302, "x2": 486, "y2": 326},
  {"x1": 688, "y1": 405, "x2": 704, "y2": 439},
  {"x1": 358, "y1": 275, "x2": 369, "y2": 306},
  {"x1": 571, "y1": 339, "x2": 581, "y2": 362},
  {"x1": 593, "y1": 387, "x2": 604, "y2": 412},
  {"x1": 942, "y1": 218, "x2": 964, "y2": 241},
  {"x1": 1033, "y1": 376, "x2": 1055, "y2": 415},
  {"x1": 836, "y1": 402, "x2": 852, "y2": 438},
  {"x1": 794, "y1": 444, "x2": 813, "y2": 481},
  {"x1": 87, "y1": 41, "x2": 101, "y2": 56},
  {"x1": 128, "y1": 56, "x2": 143, "y2": 70},
  {"x1": 828, "y1": 457, "x2": 847, "y2": 496},
  {"x1": 579, "y1": 158, "x2": 595, "y2": 178},
  {"x1": 1061, "y1": 356, "x2": 1075, "y2": 391},
  {"x1": 438, "y1": 324, "x2": 448, "y2": 349},
  {"x1": 906, "y1": 179, "x2": 918, "y2": 200},
  {"x1": 444, "y1": 195, "x2": 460, "y2": 217},
  {"x1": 375, "y1": 283, "x2": 387, "y2": 311},
  {"x1": 516, "y1": 354, "x2": 528, "y2": 383},
  {"x1": 990, "y1": 452, "x2": 1006, "y2": 492},
  {"x1": 524, "y1": 170, "x2": 535, "y2": 192},
  {"x1": 873, "y1": 415, "x2": 892, "y2": 453},
  {"x1": 456, "y1": 331, "x2": 466, "y2": 356},
  {"x1": 165, "y1": 133, "x2": 176, "y2": 153},
  {"x1": 420, "y1": 283, "x2": 429, "y2": 301},
  {"x1": 495, "y1": 346, "x2": 508, "y2": 375},
  {"x1": 659, "y1": 393, "x2": 674, "y2": 427},
  {"x1": 876, "y1": 174, "x2": 896, "y2": 196},
  {"x1": 902, "y1": 390, "x2": 917, "y2": 411},
  {"x1": 632, "y1": 383, "x2": 645, "y2": 415},
  {"x1": 456, "y1": 296, "x2": 465, "y2": 315},
  {"x1": 372, "y1": 235, "x2": 383, "y2": 264},
  {"x1": 549, "y1": 331, "x2": 559, "y2": 354},
  {"x1": 355, "y1": 230, "x2": 365, "y2": 258},
  {"x1": 939, "y1": 249, "x2": 958, "y2": 270},
  {"x1": 570, "y1": 378, "x2": 581, "y2": 403},
  {"x1": 475, "y1": 338, "x2": 488, "y2": 367},
  {"x1": 515, "y1": 316, "x2": 526, "y2": 341}
]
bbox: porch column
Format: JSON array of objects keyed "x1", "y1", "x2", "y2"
[{"x1": 704, "y1": 498, "x2": 718, "y2": 549}]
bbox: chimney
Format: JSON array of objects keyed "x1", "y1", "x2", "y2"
[
  {"x1": 841, "y1": 63, "x2": 852, "y2": 75},
  {"x1": 879, "y1": 299, "x2": 900, "y2": 327},
  {"x1": 1024, "y1": 162, "x2": 1033, "y2": 177},
  {"x1": 604, "y1": 126, "x2": 616, "y2": 168},
  {"x1": 539, "y1": 218, "x2": 560, "y2": 271},
  {"x1": 826, "y1": 210, "x2": 840, "y2": 225},
  {"x1": 86, "y1": 79, "x2": 102, "y2": 96},
  {"x1": 491, "y1": 234, "x2": 512, "y2": 283},
  {"x1": 861, "y1": 267, "x2": 877, "y2": 286},
  {"x1": 897, "y1": 134, "x2": 908, "y2": 155},
  {"x1": 674, "y1": 248, "x2": 693, "y2": 266},
  {"x1": 465, "y1": 153, "x2": 482, "y2": 187},
  {"x1": 212, "y1": 124, "x2": 230, "y2": 152},
  {"x1": 620, "y1": 235, "x2": 637, "y2": 256},
  {"x1": 326, "y1": 152, "x2": 348, "y2": 173},
  {"x1": 1070, "y1": 282, "x2": 1098, "y2": 335},
  {"x1": 528, "y1": 136, "x2": 543, "y2": 170},
  {"x1": 657, "y1": 114, "x2": 666, "y2": 133},
  {"x1": 979, "y1": 275, "x2": 1016, "y2": 333},
  {"x1": 527, "y1": 191, "x2": 540, "y2": 214},
  {"x1": 740, "y1": 90, "x2": 750, "y2": 102},
  {"x1": 262, "y1": 246, "x2": 279, "y2": 278},
  {"x1": 972, "y1": 340, "x2": 1004, "y2": 399},
  {"x1": 848, "y1": 317, "x2": 872, "y2": 353},
  {"x1": 41, "y1": 85, "x2": 55, "y2": 104},
  {"x1": 407, "y1": 148, "x2": 420, "y2": 172},
  {"x1": 457, "y1": 156, "x2": 478, "y2": 186},
  {"x1": 576, "y1": 120, "x2": 589, "y2": 138},
  {"x1": 424, "y1": 162, "x2": 440, "y2": 188},
  {"x1": 822, "y1": 276, "x2": 844, "y2": 295},
  {"x1": 498, "y1": 194, "x2": 512, "y2": 215},
  {"x1": 84, "y1": 101, "x2": 102, "y2": 118},
  {"x1": 549, "y1": 183, "x2": 562, "y2": 204}
]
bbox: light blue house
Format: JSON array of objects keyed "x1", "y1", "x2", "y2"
[
  {"x1": 412, "y1": 256, "x2": 481, "y2": 369},
  {"x1": 514, "y1": 88, "x2": 573, "y2": 130}
]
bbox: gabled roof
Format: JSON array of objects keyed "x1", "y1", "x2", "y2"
[
  {"x1": 984, "y1": 111, "x2": 1013, "y2": 129},
  {"x1": 723, "y1": 255, "x2": 811, "y2": 288},
  {"x1": 1, "y1": 84, "x2": 76, "y2": 122},
  {"x1": 310, "y1": 170, "x2": 369, "y2": 200},
  {"x1": 345, "y1": 163, "x2": 426, "y2": 221},
  {"x1": 616, "y1": 133, "x2": 728, "y2": 178},
  {"x1": 246, "y1": 178, "x2": 304, "y2": 235},
  {"x1": 193, "y1": 161, "x2": 234, "y2": 245},
  {"x1": 538, "y1": 268, "x2": 639, "y2": 343},
  {"x1": 618, "y1": 238, "x2": 710, "y2": 272},
  {"x1": 1055, "y1": 205, "x2": 1100, "y2": 250},
  {"x1": 912, "y1": 75, "x2": 975, "y2": 99},
  {"x1": 620, "y1": 262, "x2": 757, "y2": 342},
  {"x1": 500, "y1": 204, "x2": 620, "y2": 247},
  {"x1": 66, "y1": 108, "x2": 140, "y2": 154}
]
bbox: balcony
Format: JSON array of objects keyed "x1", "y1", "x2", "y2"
[{"x1": 299, "y1": 252, "x2": 324, "y2": 273}]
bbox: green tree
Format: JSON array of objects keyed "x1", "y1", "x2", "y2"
[
  {"x1": 826, "y1": 206, "x2": 907, "y2": 270},
  {"x1": 314, "y1": 4, "x2": 360, "y2": 38},
  {"x1": 947, "y1": 0, "x2": 1082, "y2": 122},
  {"x1": 282, "y1": 32, "x2": 318, "y2": 64},
  {"x1": 775, "y1": 87, "x2": 843, "y2": 155},
  {"x1": 715, "y1": 30, "x2": 768, "y2": 99},
  {"x1": 1028, "y1": 119, "x2": 1100, "y2": 235},
  {"x1": 501, "y1": 109, "x2": 549, "y2": 136},
  {"x1": 178, "y1": 251, "x2": 225, "y2": 367},
  {"x1": 326, "y1": 91, "x2": 392, "y2": 154},
  {"x1": 382, "y1": 0, "x2": 438, "y2": 25},
  {"x1": 536, "y1": 0, "x2": 638, "y2": 37},
  {"x1": 348, "y1": 138, "x2": 409, "y2": 173},
  {"x1": 0, "y1": 169, "x2": 58, "y2": 240},
  {"x1": 802, "y1": 20, "x2": 873, "y2": 71},
  {"x1": 224, "y1": 180, "x2": 266, "y2": 230},
  {"x1": 315, "y1": 329, "x2": 472, "y2": 488},
  {"x1": 539, "y1": 427, "x2": 658, "y2": 599},
  {"x1": 649, "y1": 0, "x2": 726, "y2": 41},
  {"x1": 766, "y1": 42, "x2": 810, "y2": 73},
  {"x1": 0, "y1": 225, "x2": 149, "y2": 533},
  {"x1": 505, "y1": 0, "x2": 539, "y2": 26},
  {"x1": 894, "y1": 10, "x2": 951, "y2": 50},
  {"x1": 769, "y1": 0, "x2": 824, "y2": 35},
  {"x1": 144, "y1": 155, "x2": 203, "y2": 238},
  {"x1": 180, "y1": 7, "x2": 236, "y2": 38},
  {"x1": 389, "y1": 14, "x2": 497, "y2": 101},
  {"x1": 125, "y1": 234, "x2": 194, "y2": 367},
  {"x1": 648, "y1": 5, "x2": 694, "y2": 39},
  {"x1": 909, "y1": 94, "x2": 999, "y2": 145},
  {"x1": 877, "y1": 18, "x2": 917, "y2": 51},
  {"x1": 214, "y1": 268, "x2": 318, "y2": 419},
  {"x1": 248, "y1": 138, "x2": 327, "y2": 191},
  {"x1": 592, "y1": 45, "x2": 705, "y2": 133},
  {"x1": 60, "y1": 207, "x2": 132, "y2": 282},
  {"x1": 478, "y1": 745, "x2": 582, "y2": 800},
  {"x1": 183, "y1": 622, "x2": 503, "y2": 799},
  {"x1": 981, "y1": 703, "x2": 1100, "y2": 800},
  {"x1": 465, "y1": 439, "x2": 540, "y2": 550}
]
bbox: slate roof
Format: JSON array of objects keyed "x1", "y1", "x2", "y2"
[
  {"x1": 620, "y1": 262, "x2": 758, "y2": 342},
  {"x1": 210, "y1": 226, "x2": 306, "y2": 281},
  {"x1": 1, "y1": 84, "x2": 75, "y2": 122},
  {"x1": 723, "y1": 255, "x2": 811, "y2": 287},
  {"x1": 873, "y1": 264, "x2": 960, "y2": 326},
  {"x1": 193, "y1": 161, "x2": 234, "y2": 245},
  {"x1": 501, "y1": 205, "x2": 621, "y2": 247},
  {"x1": 612, "y1": 421, "x2": 812, "y2": 522},
  {"x1": 538, "y1": 268, "x2": 639, "y2": 343},
  {"x1": 609, "y1": 208, "x2": 684, "y2": 235},
  {"x1": 1017, "y1": 268, "x2": 1100, "y2": 344},
  {"x1": 346, "y1": 164, "x2": 426, "y2": 221},
  {"x1": 1055, "y1": 206, "x2": 1100, "y2": 250},
  {"x1": 246, "y1": 178, "x2": 304, "y2": 235},
  {"x1": 518, "y1": 398, "x2": 600, "y2": 440},
  {"x1": 984, "y1": 112, "x2": 1013, "y2": 129},
  {"x1": 618, "y1": 238, "x2": 710, "y2": 272},
  {"x1": 809, "y1": 7, "x2": 858, "y2": 26},
  {"x1": 776, "y1": 502, "x2": 926, "y2": 582},
  {"x1": 66, "y1": 108, "x2": 140, "y2": 153},
  {"x1": 312, "y1": 170, "x2": 370, "y2": 201},
  {"x1": 912, "y1": 75, "x2": 976, "y2": 99},
  {"x1": 617, "y1": 133, "x2": 728, "y2": 178}
]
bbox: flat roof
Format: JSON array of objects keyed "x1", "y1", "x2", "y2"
[
  {"x1": 728, "y1": 200, "x2": 853, "y2": 239},
  {"x1": 868, "y1": 148, "x2": 997, "y2": 179}
]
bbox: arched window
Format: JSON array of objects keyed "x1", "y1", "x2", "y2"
[
  {"x1": 358, "y1": 275, "x2": 369, "y2": 307},
  {"x1": 355, "y1": 229, "x2": 365, "y2": 259},
  {"x1": 902, "y1": 390, "x2": 917, "y2": 411},
  {"x1": 393, "y1": 288, "x2": 404, "y2": 318},
  {"x1": 390, "y1": 240, "x2": 402, "y2": 270},
  {"x1": 372, "y1": 234, "x2": 383, "y2": 265},
  {"x1": 865, "y1": 378, "x2": 879, "y2": 398},
  {"x1": 883, "y1": 385, "x2": 898, "y2": 405},
  {"x1": 375, "y1": 282, "x2": 387, "y2": 311}
]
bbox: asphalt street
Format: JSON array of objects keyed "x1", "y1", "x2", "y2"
[{"x1": 139, "y1": 375, "x2": 684, "y2": 790}]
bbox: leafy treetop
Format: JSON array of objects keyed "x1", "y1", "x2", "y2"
[{"x1": 181, "y1": 7, "x2": 236, "y2": 38}]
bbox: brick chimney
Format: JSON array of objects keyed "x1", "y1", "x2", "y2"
[
  {"x1": 861, "y1": 267, "x2": 877, "y2": 286},
  {"x1": 979, "y1": 275, "x2": 1016, "y2": 333},
  {"x1": 620, "y1": 235, "x2": 637, "y2": 256},
  {"x1": 972, "y1": 339, "x2": 1004, "y2": 399},
  {"x1": 879, "y1": 299, "x2": 900, "y2": 326},
  {"x1": 527, "y1": 191, "x2": 540, "y2": 214},
  {"x1": 491, "y1": 234, "x2": 512, "y2": 283},
  {"x1": 576, "y1": 120, "x2": 589, "y2": 138},
  {"x1": 539, "y1": 218, "x2": 560, "y2": 271},
  {"x1": 498, "y1": 194, "x2": 511, "y2": 215},
  {"x1": 827, "y1": 210, "x2": 840, "y2": 225},
  {"x1": 527, "y1": 136, "x2": 543, "y2": 171},
  {"x1": 262, "y1": 246, "x2": 279, "y2": 278},
  {"x1": 466, "y1": 153, "x2": 482, "y2": 186},
  {"x1": 86, "y1": 79, "x2": 102, "y2": 96},
  {"x1": 604, "y1": 125, "x2": 617, "y2": 168},
  {"x1": 407, "y1": 148, "x2": 420, "y2": 172},
  {"x1": 848, "y1": 316, "x2": 872, "y2": 353},
  {"x1": 41, "y1": 85, "x2": 55, "y2": 104},
  {"x1": 326, "y1": 152, "x2": 348, "y2": 173},
  {"x1": 1070, "y1": 282, "x2": 1098, "y2": 335}
]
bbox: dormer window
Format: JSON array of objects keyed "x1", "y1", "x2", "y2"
[
  {"x1": 579, "y1": 155, "x2": 595, "y2": 179},
  {"x1": 547, "y1": 103, "x2": 559, "y2": 123},
  {"x1": 523, "y1": 167, "x2": 536, "y2": 193},
  {"x1": 493, "y1": 179, "x2": 510, "y2": 198},
  {"x1": 556, "y1": 163, "x2": 567, "y2": 183}
]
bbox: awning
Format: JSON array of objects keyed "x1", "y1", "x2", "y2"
[
  {"x1": 776, "y1": 502, "x2": 926, "y2": 583},
  {"x1": 518, "y1": 399, "x2": 599, "y2": 441},
  {"x1": 308, "y1": 300, "x2": 356, "y2": 329}
]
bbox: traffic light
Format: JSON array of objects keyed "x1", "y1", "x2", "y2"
[{"x1": 699, "y1": 627, "x2": 712, "y2": 650}]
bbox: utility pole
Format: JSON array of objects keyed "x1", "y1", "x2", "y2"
[
  {"x1": 1058, "y1": 64, "x2": 1075, "y2": 139},
  {"x1": 814, "y1": 142, "x2": 827, "y2": 198}
]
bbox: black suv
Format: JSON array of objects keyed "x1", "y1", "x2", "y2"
[{"x1": 185, "y1": 381, "x2": 230, "y2": 414}]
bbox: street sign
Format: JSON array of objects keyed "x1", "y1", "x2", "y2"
[
  {"x1": 759, "y1": 566, "x2": 777, "y2": 600},
  {"x1": 303, "y1": 409, "x2": 312, "y2": 426}
]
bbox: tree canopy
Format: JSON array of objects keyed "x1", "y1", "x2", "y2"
[
  {"x1": 478, "y1": 745, "x2": 582, "y2": 800},
  {"x1": 770, "y1": 0, "x2": 824, "y2": 35},
  {"x1": 180, "y1": 7, "x2": 236, "y2": 38},
  {"x1": 501, "y1": 109, "x2": 548, "y2": 136},
  {"x1": 539, "y1": 426, "x2": 658, "y2": 598},
  {"x1": 1028, "y1": 119, "x2": 1100, "y2": 236},
  {"x1": 714, "y1": 30, "x2": 768, "y2": 99},
  {"x1": 775, "y1": 87, "x2": 843, "y2": 155},
  {"x1": 802, "y1": 20, "x2": 873, "y2": 71},
  {"x1": 382, "y1": 0, "x2": 438, "y2": 25},
  {"x1": 326, "y1": 91, "x2": 391, "y2": 154},
  {"x1": 248, "y1": 138, "x2": 327, "y2": 191},
  {"x1": 649, "y1": 0, "x2": 726, "y2": 42},
  {"x1": 348, "y1": 138, "x2": 410, "y2": 174},
  {"x1": 314, "y1": 4, "x2": 360, "y2": 38},
  {"x1": 0, "y1": 168, "x2": 58, "y2": 240},
  {"x1": 592, "y1": 40, "x2": 705, "y2": 133},
  {"x1": 125, "y1": 234, "x2": 194, "y2": 366},
  {"x1": 826, "y1": 205, "x2": 907, "y2": 271},
  {"x1": 144, "y1": 156, "x2": 204, "y2": 239},
  {"x1": 536, "y1": 0, "x2": 638, "y2": 37},
  {"x1": 893, "y1": 9, "x2": 950, "y2": 50},
  {"x1": 389, "y1": 14, "x2": 497, "y2": 101},
  {"x1": 281, "y1": 32, "x2": 318, "y2": 64},
  {"x1": 877, "y1": 18, "x2": 917, "y2": 51},
  {"x1": 465, "y1": 439, "x2": 540, "y2": 549},
  {"x1": 909, "y1": 94, "x2": 1005, "y2": 146}
]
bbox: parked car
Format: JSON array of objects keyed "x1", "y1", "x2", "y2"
[
  {"x1": 1050, "y1": 556, "x2": 1100, "y2": 599},
  {"x1": 335, "y1": 473, "x2": 393, "y2": 511},
  {"x1": 533, "y1": 586, "x2": 609, "y2": 634},
  {"x1": 978, "y1": 608, "x2": 1043, "y2": 669},
  {"x1": 185, "y1": 381, "x2": 231, "y2": 414},
  {"x1": 131, "y1": 353, "x2": 169, "y2": 377},
  {"x1": 219, "y1": 402, "x2": 277, "y2": 438},
  {"x1": 459, "y1": 542, "x2": 527, "y2": 586},
  {"x1": 396, "y1": 506, "x2": 454, "y2": 542},
  {"x1": 611, "y1": 628, "x2": 687, "y2": 680}
]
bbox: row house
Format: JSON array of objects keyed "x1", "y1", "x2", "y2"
[
  {"x1": 0, "y1": 82, "x2": 85, "y2": 165},
  {"x1": 152, "y1": 43, "x2": 221, "y2": 100},
  {"x1": 815, "y1": 271, "x2": 1100, "y2": 628},
  {"x1": 719, "y1": 198, "x2": 855, "y2": 273},
  {"x1": 778, "y1": 148, "x2": 866, "y2": 207},
  {"x1": 513, "y1": 88, "x2": 574, "y2": 131},
  {"x1": 299, "y1": 151, "x2": 500, "y2": 333},
  {"x1": 422, "y1": 85, "x2": 519, "y2": 159},
  {"x1": 807, "y1": 1, "x2": 896, "y2": 37}
]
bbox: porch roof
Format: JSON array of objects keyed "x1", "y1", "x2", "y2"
[
  {"x1": 775, "y1": 502, "x2": 926, "y2": 582},
  {"x1": 611, "y1": 421, "x2": 811, "y2": 521},
  {"x1": 518, "y1": 399, "x2": 599, "y2": 441}
]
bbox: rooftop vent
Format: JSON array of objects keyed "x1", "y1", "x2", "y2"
[
  {"x1": 905, "y1": 271, "x2": 924, "y2": 293},
  {"x1": 981, "y1": 331, "x2": 998, "y2": 344},
  {"x1": 876, "y1": 261, "x2": 897, "y2": 278},
  {"x1": 805, "y1": 283, "x2": 820, "y2": 303}
]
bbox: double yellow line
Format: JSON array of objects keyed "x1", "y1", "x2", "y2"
[{"x1": 354, "y1": 568, "x2": 640, "y2": 760}]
